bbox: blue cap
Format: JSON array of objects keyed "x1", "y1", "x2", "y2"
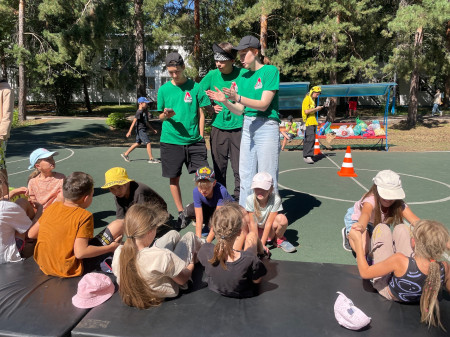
[
  {"x1": 28, "y1": 148, "x2": 59, "y2": 170},
  {"x1": 137, "y1": 97, "x2": 151, "y2": 104}
]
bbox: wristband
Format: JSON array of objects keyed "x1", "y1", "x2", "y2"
[{"x1": 237, "y1": 95, "x2": 242, "y2": 103}]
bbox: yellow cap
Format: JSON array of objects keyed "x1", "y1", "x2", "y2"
[
  {"x1": 310, "y1": 86, "x2": 321, "y2": 94},
  {"x1": 101, "y1": 167, "x2": 133, "y2": 189}
]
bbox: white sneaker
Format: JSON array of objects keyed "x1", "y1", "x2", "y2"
[{"x1": 303, "y1": 157, "x2": 314, "y2": 164}]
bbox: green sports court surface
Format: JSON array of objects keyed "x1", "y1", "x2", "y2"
[{"x1": 7, "y1": 118, "x2": 450, "y2": 265}]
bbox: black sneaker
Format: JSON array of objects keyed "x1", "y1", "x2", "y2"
[
  {"x1": 342, "y1": 227, "x2": 352, "y2": 252},
  {"x1": 175, "y1": 211, "x2": 187, "y2": 230}
]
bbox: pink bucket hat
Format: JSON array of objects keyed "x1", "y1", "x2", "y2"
[
  {"x1": 251, "y1": 172, "x2": 273, "y2": 191},
  {"x1": 72, "y1": 273, "x2": 115, "y2": 309},
  {"x1": 334, "y1": 292, "x2": 371, "y2": 330}
]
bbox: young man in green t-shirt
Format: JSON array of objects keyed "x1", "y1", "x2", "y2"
[
  {"x1": 158, "y1": 52, "x2": 210, "y2": 229},
  {"x1": 200, "y1": 42, "x2": 246, "y2": 200}
]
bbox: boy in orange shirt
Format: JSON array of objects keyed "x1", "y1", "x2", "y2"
[{"x1": 30, "y1": 172, "x2": 122, "y2": 278}]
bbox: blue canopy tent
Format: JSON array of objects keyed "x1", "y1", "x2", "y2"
[
  {"x1": 316, "y1": 83, "x2": 397, "y2": 151},
  {"x1": 279, "y1": 82, "x2": 310, "y2": 110}
]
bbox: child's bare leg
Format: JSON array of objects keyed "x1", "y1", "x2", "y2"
[
  {"x1": 170, "y1": 177, "x2": 183, "y2": 212},
  {"x1": 244, "y1": 231, "x2": 259, "y2": 256},
  {"x1": 233, "y1": 222, "x2": 249, "y2": 251},
  {"x1": 281, "y1": 137, "x2": 287, "y2": 151},
  {"x1": 107, "y1": 219, "x2": 124, "y2": 238},
  {"x1": 273, "y1": 214, "x2": 288, "y2": 239},
  {"x1": 124, "y1": 143, "x2": 140, "y2": 156},
  {"x1": 146, "y1": 143, "x2": 154, "y2": 160}
]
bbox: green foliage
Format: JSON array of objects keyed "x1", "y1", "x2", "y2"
[
  {"x1": 11, "y1": 109, "x2": 20, "y2": 129},
  {"x1": 106, "y1": 112, "x2": 129, "y2": 129}
]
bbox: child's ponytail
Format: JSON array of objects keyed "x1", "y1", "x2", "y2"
[
  {"x1": 118, "y1": 204, "x2": 168, "y2": 309},
  {"x1": 28, "y1": 169, "x2": 40, "y2": 182},
  {"x1": 209, "y1": 203, "x2": 243, "y2": 270},
  {"x1": 414, "y1": 220, "x2": 450, "y2": 331}
]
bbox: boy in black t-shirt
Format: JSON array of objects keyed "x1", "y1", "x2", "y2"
[{"x1": 121, "y1": 97, "x2": 160, "y2": 164}]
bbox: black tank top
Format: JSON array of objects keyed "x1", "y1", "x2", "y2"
[{"x1": 389, "y1": 257, "x2": 445, "y2": 302}]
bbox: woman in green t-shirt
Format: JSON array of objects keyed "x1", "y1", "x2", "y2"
[{"x1": 206, "y1": 35, "x2": 280, "y2": 208}]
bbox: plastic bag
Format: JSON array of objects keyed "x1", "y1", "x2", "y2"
[
  {"x1": 353, "y1": 124, "x2": 362, "y2": 136},
  {"x1": 356, "y1": 117, "x2": 368, "y2": 130},
  {"x1": 374, "y1": 128, "x2": 385, "y2": 136},
  {"x1": 362, "y1": 130, "x2": 375, "y2": 137},
  {"x1": 336, "y1": 125, "x2": 349, "y2": 137},
  {"x1": 371, "y1": 120, "x2": 381, "y2": 130},
  {"x1": 347, "y1": 125, "x2": 354, "y2": 136},
  {"x1": 325, "y1": 123, "x2": 333, "y2": 134}
]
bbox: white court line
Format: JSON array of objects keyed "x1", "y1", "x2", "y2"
[
  {"x1": 325, "y1": 154, "x2": 369, "y2": 193},
  {"x1": 8, "y1": 148, "x2": 75, "y2": 176},
  {"x1": 279, "y1": 167, "x2": 450, "y2": 205}
]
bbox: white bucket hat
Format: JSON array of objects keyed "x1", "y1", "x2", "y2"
[
  {"x1": 373, "y1": 170, "x2": 405, "y2": 200},
  {"x1": 334, "y1": 291, "x2": 371, "y2": 330}
]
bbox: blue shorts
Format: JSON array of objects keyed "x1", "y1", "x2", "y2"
[
  {"x1": 135, "y1": 129, "x2": 150, "y2": 145},
  {"x1": 344, "y1": 207, "x2": 374, "y2": 236}
]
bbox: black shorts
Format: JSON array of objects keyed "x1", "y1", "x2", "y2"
[
  {"x1": 160, "y1": 140, "x2": 208, "y2": 178},
  {"x1": 136, "y1": 129, "x2": 150, "y2": 145}
]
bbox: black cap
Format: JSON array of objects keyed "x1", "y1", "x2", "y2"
[
  {"x1": 212, "y1": 43, "x2": 236, "y2": 61},
  {"x1": 165, "y1": 52, "x2": 184, "y2": 67},
  {"x1": 233, "y1": 35, "x2": 261, "y2": 51},
  {"x1": 287, "y1": 115, "x2": 293, "y2": 121}
]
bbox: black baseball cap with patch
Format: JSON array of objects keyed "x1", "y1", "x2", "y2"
[
  {"x1": 233, "y1": 35, "x2": 261, "y2": 51},
  {"x1": 165, "y1": 52, "x2": 184, "y2": 67},
  {"x1": 195, "y1": 166, "x2": 216, "y2": 182}
]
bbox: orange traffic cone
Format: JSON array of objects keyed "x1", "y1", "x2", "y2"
[
  {"x1": 337, "y1": 146, "x2": 358, "y2": 177},
  {"x1": 313, "y1": 134, "x2": 322, "y2": 156}
]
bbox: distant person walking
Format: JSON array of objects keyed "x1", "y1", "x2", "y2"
[
  {"x1": 431, "y1": 89, "x2": 442, "y2": 117},
  {"x1": 0, "y1": 78, "x2": 13, "y2": 183}
]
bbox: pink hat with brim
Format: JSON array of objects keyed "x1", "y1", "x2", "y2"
[
  {"x1": 251, "y1": 172, "x2": 273, "y2": 191},
  {"x1": 72, "y1": 273, "x2": 115, "y2": 309}
]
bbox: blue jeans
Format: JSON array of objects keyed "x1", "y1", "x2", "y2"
[
  {"x1": 432, "y1": 103, "x2": 440, "y2": 115},
  {"x1": 344, "y1": 207, "x2": 374, "y2": 236},
  {"x1": 239, "y1": 116, "x2": 280, "y2": 207}
]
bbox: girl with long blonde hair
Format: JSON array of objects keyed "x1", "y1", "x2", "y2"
[
  {"x1": 112, "y1": 203, "x2": 201, "y2": 309},
  {"x1": 349, "y1": 219, "x2": 450, "y2": 330}
]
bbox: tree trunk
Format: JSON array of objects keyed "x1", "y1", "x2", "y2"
[
  {"x1": 327, "y1": 14, "x2": 340, "y2": 122},
  {"x1": 193, "y1": 0, "x2": 200, "y2": 82},
  {"x1": 260, "y1": 9, "x2": 268, "y2": 57},
  {"x1": 134, "y1": 0, "x2": 146, "y2": 99},
  {"x1": 407, "y1": 26, "x2": 423, "y2": 127},
  {"x1": 18, "y1": 0, "x2": 27, "y2": 122},
  {"x1": 445, "y1": 20, "x2": 450, "y2": 109},
  {"x1": 0, "y1": 51, "x2": 6, "y2": 80},
  {"x1": 82, "y1": 75, "x2": 92, "y2": 114}
]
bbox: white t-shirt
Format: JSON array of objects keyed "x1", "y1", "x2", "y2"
[
  {"x1": 112, "y1": 245, "x2": 187, "y2": 298},
  {"x1": 245, "y1": 192, "x2": 283, "y2": 228},
  {"x1": 0, "y1": 201, "x2": 32, "y2": 264}
]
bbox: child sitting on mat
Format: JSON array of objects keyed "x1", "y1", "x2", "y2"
[
  {"x1": 27, "y1": 148, "x2": 65, "y2": 210},
  {"x1": 246, "y1": 172, "x2": 296, "y2": 253},
  {"x1": 349, "y1": 219, "x2": 450, "y2": 330},
  {"x1": 112, "y1": 203, "x2": 201, "y2": 309},
  {"x1": 182, "y1": 165, "x2": 234, "y2": 242},
  {"x1": 198, "y1": 203, "x2": 267, "y2": 298},
  {"x1": 31, "y1": 172, "x2": 122, "y2": 277},
  {"x1": 342, "y1": 169, "x2": 420, "y2": 253},
  {"x1": 0, "y1": 171, "x2": 42, "y2": 264}
]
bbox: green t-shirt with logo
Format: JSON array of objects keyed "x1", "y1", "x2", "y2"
[
  {"x1": 157, "y1": 79, "x2": 211, "y2": 145},
  {"x1": 200, "y1": 67, "x2": 247, "y2": 130},
  {"x1": 239, "y1": 65, "x2": 280, "y2": 122}
]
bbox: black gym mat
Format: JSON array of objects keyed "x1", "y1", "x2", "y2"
[
  {"x1": 0, "y1": 258, "x2": 89, "y2": 337},
  {"x1": 72, "y1": 260, "x2": 449, "y2": 337}
]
